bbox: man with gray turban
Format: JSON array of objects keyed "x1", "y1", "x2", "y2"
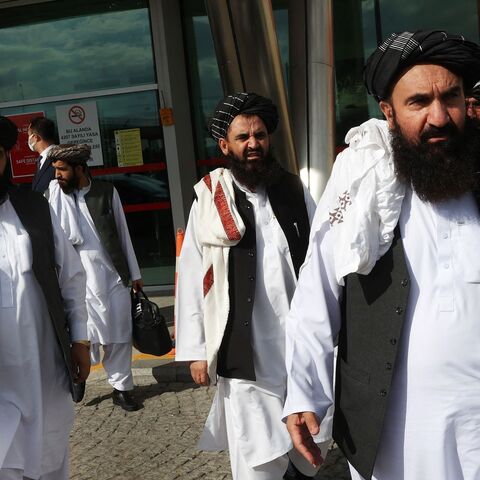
[
  {"x1": 0, "y1": 118, "x2": 89, "y2": 480},
  {"x1": 46, "y1": 143, "x2": 144, "y2": 412},
  {"x1": 175, "y1": 93, "x2": 329, "y2": 479},
  {"x1": 284, "y1": 30, "x2": 480, "y2": 480}
]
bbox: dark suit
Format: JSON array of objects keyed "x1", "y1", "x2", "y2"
[{"x1": 31, "y1": 153, "x2": 55, "y2": 193}]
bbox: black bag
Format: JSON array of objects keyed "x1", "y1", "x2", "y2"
[{"x1": 131, "y1": 289, "x2": 173, "y2": 356}]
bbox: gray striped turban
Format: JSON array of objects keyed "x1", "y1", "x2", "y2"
[
  {"x1": 208, "y1": 92, "x2": 279, "y2": 141},
  {"x1": 364, "y1": 30, "x2": 480, "y2": 101},
  {"x1": 47, "y1": 143, "x2": 91, "y2": 167}
]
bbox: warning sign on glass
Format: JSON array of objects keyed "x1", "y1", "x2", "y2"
[{"x1": 6, "y1": 112, "x2": 44, "y2": 179}]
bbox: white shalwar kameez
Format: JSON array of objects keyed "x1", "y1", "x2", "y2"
[
  {"x1": 176, "y1": 179, "x2": 331, "y2": 479},
  {"x1": 283, "y1": 187, "x2": 480, "y2": 480},
  {"x1": 0, "y1": 199, "x2": 87, "y2": 480},
  {"x1": 73, "y1": 184, "x2": 140, "y2": 391}
]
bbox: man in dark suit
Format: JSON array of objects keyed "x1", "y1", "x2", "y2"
[{"x1": 28, "y1": 116, "x2": 57, "y2": 192}]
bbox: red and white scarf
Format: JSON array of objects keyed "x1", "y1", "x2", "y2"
[{"x1": 194, "y1": 168, "x2": 245, "y2": 383}]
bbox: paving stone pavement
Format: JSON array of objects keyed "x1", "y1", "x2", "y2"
[{"x1": 70, "y1": 373, "x2": 350, "y2": 480}]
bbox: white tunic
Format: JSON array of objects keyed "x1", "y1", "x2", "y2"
[
  {"x1": 176, "y1": 179, "x2": 327, "y2": 467},
  {"x1": 74, "y1": 184, "x2": 141, "y2": 345},
  {"x1": 0, "y1": 198, "x2": 87, "y2": 479},
  {"x1": 284, "y1": 188, "x2": 480, "y2": 479}
]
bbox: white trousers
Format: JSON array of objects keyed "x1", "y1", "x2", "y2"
[
  {"x1": 90, "y1": 342, "x2": 134, "y2": 391},
  {"x1": 224, "y1": 387, "x2": 289, "y2": 479},
  {"x1": 0, "y1": 450, "x2": 68, "y2": 480},
  {"x1": 223, "y1": 382, "x2": 328, "y2": 480}
]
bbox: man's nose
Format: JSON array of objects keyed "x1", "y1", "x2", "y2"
[
  {"x1": 427, "y1": 100, "x2": 450, "y2": 127},
  {"x1": 247, "y1": 135, "x2": 259, "y2": 148}
]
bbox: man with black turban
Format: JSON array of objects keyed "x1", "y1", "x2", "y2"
[
  {"x1": 465, "y1": 80, "x2": 480, "y2": 127},
  {"x1": 0, "y1": 117, "x2": 89, "y2": 479},
  {"x1": 283, "y1": 30, "x2": 480, "y2": 480},
  {"x1": 175, "y1": 93, "x2": 329, "y2": 479}
]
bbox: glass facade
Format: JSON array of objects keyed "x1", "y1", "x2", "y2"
[
  {"x1": 1, "y1": 0, "x2": 480, "y2": 286},
  {"x1": 0, "y1": 0, "x2": 174, "y2": 286}
]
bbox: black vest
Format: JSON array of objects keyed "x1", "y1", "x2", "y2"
[
  {"x1": 333, "y1": 228, "x2": 411, "y2": 479},
  {"x1": 216, "y1": 170, "x2": 310, "y2": 380},
  {"x1": 84, "y1": 180, "x2": 130, "y2": 286},
  {"x1": 8, "y1": 188, "x2": 77, "y2": 397}
]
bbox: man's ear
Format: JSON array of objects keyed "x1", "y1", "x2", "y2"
[
  {"x1": 379, "y1": 100, "x2": 395, "y2": 129},
  {"x1": 218, "y1": 138, "x2": 229, "y2": 156}
]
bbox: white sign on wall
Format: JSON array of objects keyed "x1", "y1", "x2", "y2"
[{"x1": 56, "y1": 102, "x2": 104, "y2": 166}]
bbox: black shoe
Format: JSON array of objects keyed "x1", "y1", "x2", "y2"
[{"x1": 112, "y1": 389, "x2": 142, "y2": 412}]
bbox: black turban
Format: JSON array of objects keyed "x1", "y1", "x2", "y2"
[
  {"x1": 364, "y1": 30, "x2": 480, "y2": 101},
  {"x1": 208, "y1": 92, "x2": 279, "y2": 141},
  {"x1": 0, "y1": 116, "x2": 18, "y2": 151},
  {"x1": 47, "y1": 143, "x2": 91, "y2": 167}
]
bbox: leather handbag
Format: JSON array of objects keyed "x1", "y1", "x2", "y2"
[{"x1": 131, "y1": 289, "x2": 173, "y2": 356}]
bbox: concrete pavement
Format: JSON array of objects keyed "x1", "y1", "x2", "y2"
[
  {"x1": 69, "y1": 291, "x2": 351, "y2": 479},
  {"x1": 71, "y1": 362, "x2": 350, "y2": 480}
]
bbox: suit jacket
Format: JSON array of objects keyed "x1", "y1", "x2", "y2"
[{"x1": 31, "y1": 156, "x2": 55, "y2": 193}]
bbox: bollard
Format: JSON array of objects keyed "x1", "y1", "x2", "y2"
[{"x1": 171, "y1": 228, "x2": 185, "y2": 354}]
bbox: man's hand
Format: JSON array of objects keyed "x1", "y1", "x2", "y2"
[
  {"x1": 71, "y1": 343, "x2": 91, "y2": 383},
  {"x1": 190, "y1": 360, "x2": 210, "y2": 386},
  {"x1": 131, "y1": 278, "x2": 144, "y2": 293},
  {"x1": 286, "y1": 412, "x2": 324, "y2": 468}
]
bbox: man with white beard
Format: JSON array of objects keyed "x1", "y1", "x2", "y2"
[
  {"x1": 284, "y1": 30, "x2": 480, "y2": 480},
  {"x1": 0, "y1": 116, "x2": 90, "y2": 480}
]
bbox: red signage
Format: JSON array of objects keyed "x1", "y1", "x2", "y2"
[{"x1": 6, "y1": 112, "x2": 44, "y2": 180}]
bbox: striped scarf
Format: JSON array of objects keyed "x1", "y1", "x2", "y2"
[{"x1": 194, "y1": 168, "x2": 245, "y2": 383}]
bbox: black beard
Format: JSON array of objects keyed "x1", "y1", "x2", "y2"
[
  {"x1": 58, "y1": 175, "x2": 79, "y2": 194},
  {"x1": 391, "y1": 118, "x2": 480, "y2": 203},
  {"x1": 226, "y1": 148, "x2": 281, "y2": 190}
]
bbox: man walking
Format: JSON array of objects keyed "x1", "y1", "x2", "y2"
[
  {"x1": 0, "y1": 116, "x2": 90, "y2": 480},
  {"x1": 28, "y1": 117, "x2": 57, "y2": 192},
  {"x1": 47, "y1": 144, "x2": 144, "y2": 412},
  {"x1": 284, "y1": 30, "x2": 480, "y2": 480},
  {"x1": 175, "y1": 93, "x2": 329, "y2": 479}
]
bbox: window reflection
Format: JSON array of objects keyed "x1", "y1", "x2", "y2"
[
  {"x1": 0, "y1": 91, "x2": 165, "y2": 169},
  {"x1": 0, "y1": 0, "x2": 155, "y2": 102}
]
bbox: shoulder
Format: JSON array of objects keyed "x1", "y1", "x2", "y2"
[
  {"x1": 8, "y1": 186, "x2": 48, "y2": 205},
  {"x1": 8, "y1": 187, "x2": 53, "y2": 225},
  {"x1": 89, "y1": 179, "x2": 114, "y2": 195},
  {"x1": 272, "y1": 168, "x2": 304, "y2": 192}
]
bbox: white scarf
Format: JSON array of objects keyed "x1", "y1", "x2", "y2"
[
  {"x1": 47, "y1": 180, "x2": 84, "y2": 245},
  {"x1": 193, "y1": 168, "x2": 246, "y2": 382},
  {"x1": 306, "y1": 118, "x2": 405, "y2": 284}
]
